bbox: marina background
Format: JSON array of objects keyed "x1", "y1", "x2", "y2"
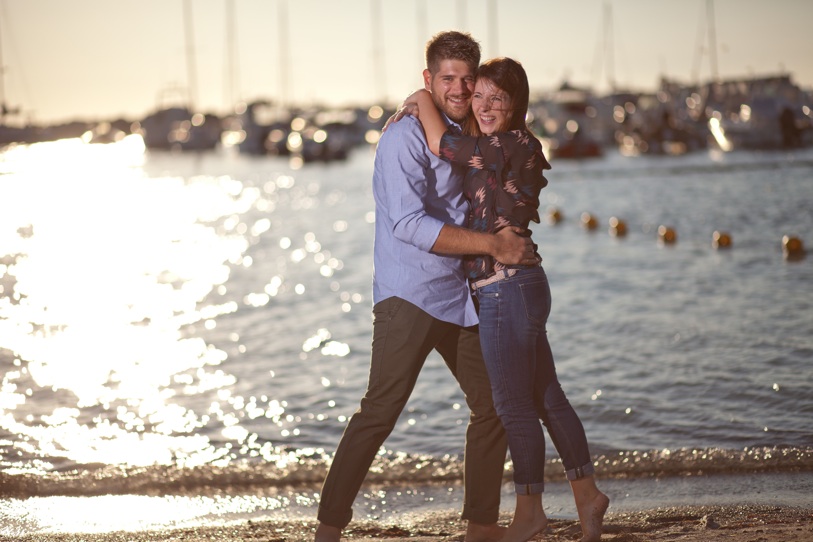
[
  {"x1": 1, "y1": 0, "x2": 813, "y2": 538},
  {"x1": 1, "y1": 0, "x2": 813, "y2": 125}
]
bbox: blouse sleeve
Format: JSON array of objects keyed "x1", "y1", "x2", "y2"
[
  {"x1": 494, "y1": 130, "x2": 552, "y2": 227},
  {"x1": 438, "y1": 128, "x2": 481, "y2": 168}
]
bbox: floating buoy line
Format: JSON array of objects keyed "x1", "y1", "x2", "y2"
[{"x1": 543, "y1": 206, "x2": 806, "y2": 260}]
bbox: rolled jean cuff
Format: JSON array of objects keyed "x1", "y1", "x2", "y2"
[
  {"x1": 565, "y1": 461, "x2": 595, "y2": 481},
  {"x1": 514, "y1": 481, "x2": 545, "y2": 495}
]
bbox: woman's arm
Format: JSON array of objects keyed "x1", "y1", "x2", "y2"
[
  {"x1": 382, "y1": 89, "x2": 450, "y2": 156},
  {"x1": 404, "y1": 89, "x2": 447, "y2": 156}
]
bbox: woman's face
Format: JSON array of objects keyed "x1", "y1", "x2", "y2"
[{"x1": 471, "y1": 78, "x2": 511, "y2": 135}]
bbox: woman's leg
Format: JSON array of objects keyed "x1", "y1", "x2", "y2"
[
  {"x1": 526, "y1": 273, "x2": 609, "y2": 541},
  {"x1": 503, "y1": 493, "x2": 548, "y2": 542},
  {"x1": 570, "y1": 476, "x2": 610, "y2": 542},
  {"x1": 476, "y1": 269, "x2": 550, "y2": 541},
  {"x1": 476, "y1": 273, "x2": 547, "y2": 494}
]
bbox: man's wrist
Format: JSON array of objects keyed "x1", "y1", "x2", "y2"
[{"x1": 484, "y1": 231, "x2": 499, "y2": 257}]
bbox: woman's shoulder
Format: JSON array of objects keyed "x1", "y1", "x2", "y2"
[
  {"x1": 501, "y1": 129, "x2": 551, "y2": 171},
  {"x1": 502, "y1": 128, "x2": 542, "y2": 149}
]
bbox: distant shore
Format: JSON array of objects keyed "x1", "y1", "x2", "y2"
[{"x1": 3, "y1": 505, "x2": 812, "y2": 542}]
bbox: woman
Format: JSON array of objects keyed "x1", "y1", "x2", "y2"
[{"x1": 393, "y1": 57, "x2": 609, "y2": 542}]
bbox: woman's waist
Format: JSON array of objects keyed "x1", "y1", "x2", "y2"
[{"x1": 467, "y1": 261, "x2": 543, "y2": 289}]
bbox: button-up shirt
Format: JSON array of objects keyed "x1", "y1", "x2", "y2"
[{"x1": 372, "y1": 115, "x2": 478, "y2": 326}]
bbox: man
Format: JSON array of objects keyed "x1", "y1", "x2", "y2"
[{"x1": 315, "y1": 31, "x2": 537, "y2": 542}]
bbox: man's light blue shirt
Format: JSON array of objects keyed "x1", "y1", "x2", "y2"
[{"x1": 372, "y1": 115, "x2": 478, "y2": 327}]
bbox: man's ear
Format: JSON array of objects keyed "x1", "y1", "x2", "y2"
[{"x1": 422, "y1": 69, "x2": 431, "y2": 91}]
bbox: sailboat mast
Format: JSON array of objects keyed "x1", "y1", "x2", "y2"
[
  {"x1": 487, "y1": 0, "x2": 498, "y2": 56},
  {"x1": 0, "y1": 12, "x2": 6, "y2": 118},
  {"x1": 278, "y1": 0, "x2": 290, "y2": 108},
  {"x1": 370, "y1": 0, "x2": 386, "y2": 103},
  {"x1": 706, "y1": 0, "x2": 719, "y2": 82},
  {"x1": 603, "y1": 1, "x2": 615, "y2": 91},
  {"x1": 457, "y1": 0, "x2": 467, "y2": 29},
  {"x1": 225, "y1": 0, "x2": 239, "y2": 110},
  {"x1": 416, "y1": 0, "x2": 427, "y2": 70},
  {"x1": 183, "y1": 0, "x2": 198, "y2": 109}
]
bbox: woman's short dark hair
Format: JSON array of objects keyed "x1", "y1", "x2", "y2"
[
  {"x1": 466, "y1": 57, "x2": 530, "y2": 134},
  {"x1": 425, "y1": 31, "x2": 481, "y2": 74}
]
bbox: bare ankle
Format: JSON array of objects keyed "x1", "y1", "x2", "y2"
[
  {"x1": 502, "y1": 494, "x2": 548, "y2": 542},
  {"x1": 502, "y1": 513, "x2": 548, "y2": 542},
  {"x1": 465, "y1": 521, "x2": 507, "y2": 542},
  {"x1": 314, "y1": 522, "x2": 341, "y2": 542},
  {"x1": 578, "y1": 491, "x2": 609, "y2": 542}
]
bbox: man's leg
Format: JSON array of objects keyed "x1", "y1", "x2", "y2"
[
  {"x1": 437, "y1": 324, "x2": 508, "y2": 534},
  {"x1": 317, "y1": 297, "x2": 450, "y2": 530}
]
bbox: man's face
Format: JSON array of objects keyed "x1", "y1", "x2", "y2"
[{"x1": 423, "y1": 59, "x2": 475, "y2": 124}]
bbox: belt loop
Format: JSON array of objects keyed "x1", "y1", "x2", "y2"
[{"x1": 471, "y1": 268, "x2": 518, "y2": 290}]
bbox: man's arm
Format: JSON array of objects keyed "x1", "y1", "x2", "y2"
[
  {"x1": 432, "y1": 224, "x2": 538, "y2": 266},
  {"x1": 377, "y1": 116, "x2": 537, "y2": 266}
]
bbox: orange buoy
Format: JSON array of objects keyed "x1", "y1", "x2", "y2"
[
  {"x1": 658, "y1": 225, "x2": 677, "y2": 244},
  {"x1": 712, "y1": 231, "x2": 732, "y2": 249},
  {"x1": 608, "y1": 217, "x2": 627, "y2": 237},
  {"x1": 782, "y1": 235, "x2": 805, "y2": 260},
  {"x1": 546, "y1": 206, "x2": 563, "y2": 225},
  {"x1": 581, "y1": 212, "x2": 598, "y2": 230}
]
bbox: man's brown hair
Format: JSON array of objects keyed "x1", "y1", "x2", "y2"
[{"x1": 425, "y1": 31, "x2": 481, "y2": 74}]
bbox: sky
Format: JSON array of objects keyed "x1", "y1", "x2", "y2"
[{"x1": 2, "y1": 0, "x2": 813, "y2": 124}]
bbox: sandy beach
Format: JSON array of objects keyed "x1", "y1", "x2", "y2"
[{"x1": 3, "y1": 505, "x2": 812, "y2": 542}]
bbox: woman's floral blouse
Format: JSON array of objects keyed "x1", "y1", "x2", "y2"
[{"x1": 440, "y1": 128, "x2": 551, "y2": 281}]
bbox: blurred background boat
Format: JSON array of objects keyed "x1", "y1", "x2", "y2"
[
  {"x1": 704, "y1": 75, "x2": 812, "y2": 152},
  {"x1": 529, "y1": 82, "x2": 604, "y2": 160}
]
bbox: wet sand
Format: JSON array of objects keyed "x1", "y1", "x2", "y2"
[{"x1": 3, "y1": 505, "x2": 812, "y2": 541}]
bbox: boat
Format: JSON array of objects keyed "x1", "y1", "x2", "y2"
[
  {"x1": 221, "y1": 100, "x2": 292, "y2": 156},
  {"x1": 703, "y1": 75, "x2": 812, "y2": 151},
  {"x1": 136, "y1": 105, "x2": 222, "y2": 151},
  {"x1": 612, "y1": 80, "x2": 710, "y2": 156},
  {"x1": 135, "y1": 0, "x2": 223, "y2": 152},
  {"x1": 529, "y1": 82, "x2": 605, "y2": 160}
]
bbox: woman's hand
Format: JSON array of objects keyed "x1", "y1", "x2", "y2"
[{"x1": 382, "y1": 102, "x2": 420, "y2": 132}]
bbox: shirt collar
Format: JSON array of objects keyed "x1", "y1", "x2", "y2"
[{"x1": 442, "y1": 112, "x2": 464, "y2": 134}]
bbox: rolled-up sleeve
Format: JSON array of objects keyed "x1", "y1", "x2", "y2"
[{"x1": 376, "y1": 118, "x2": 446, "y2": 252}]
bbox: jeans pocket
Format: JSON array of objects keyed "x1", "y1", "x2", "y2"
[{"x1": 519, "y1": 278, "x2": 550, "y2": 326}]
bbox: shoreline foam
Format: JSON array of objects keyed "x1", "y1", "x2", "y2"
[
  {"x1": 2, "y1": 472, "x2": 812, "y2": 540},
  {"x1": 2, "y1": 505, "x2": 812, "y2": 541}
]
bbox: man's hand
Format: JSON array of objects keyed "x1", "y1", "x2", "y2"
[
  {"x1": 431, "y1": 224, "x2": 540, "y2": 264},
  {"x1": 493, "y1": 227, "x2": 540, "y2": 265}
]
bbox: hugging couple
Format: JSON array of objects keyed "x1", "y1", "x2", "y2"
[{"x1": 314, "y1": 30, "x2": 609, "y2": 542}]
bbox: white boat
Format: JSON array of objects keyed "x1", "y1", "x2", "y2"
[{"x1": 704, "y1": 75, "x2": 812, "y2": 151}]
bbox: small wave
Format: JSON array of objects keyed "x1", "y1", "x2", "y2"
[
  {"x1": 1, "y1": 445, "x2": 811, "y2": 498},
  {"x1": 591, "y1": 446, "x2": 813, "y2": 478}
]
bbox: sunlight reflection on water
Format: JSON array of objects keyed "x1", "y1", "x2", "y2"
[
  {"x1": 0, "y1": 136, "x2": 263, "y2": 468},
  {"x1": 0, "y1": 492, "x2": 305, "y2": 535}
]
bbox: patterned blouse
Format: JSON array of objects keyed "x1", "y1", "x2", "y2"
[{"x1": 440, "y1": 128, "x2": 551, "y2": 281}]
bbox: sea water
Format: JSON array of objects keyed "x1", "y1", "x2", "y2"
[{"x1": 0, "y1": 136, "x2": 811, "y2": 535}]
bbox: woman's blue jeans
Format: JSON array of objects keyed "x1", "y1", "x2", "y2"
[{"x1": 474, "y1": 266, "x2": 594, "y2": 495}]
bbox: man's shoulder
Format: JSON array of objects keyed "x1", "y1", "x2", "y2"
[
  {"x1": 375, "y1": 117, "x2": 433, "y2": 171},
  {"x1": 379, "y1": 116, "x2": 425, "y2": 147}
]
